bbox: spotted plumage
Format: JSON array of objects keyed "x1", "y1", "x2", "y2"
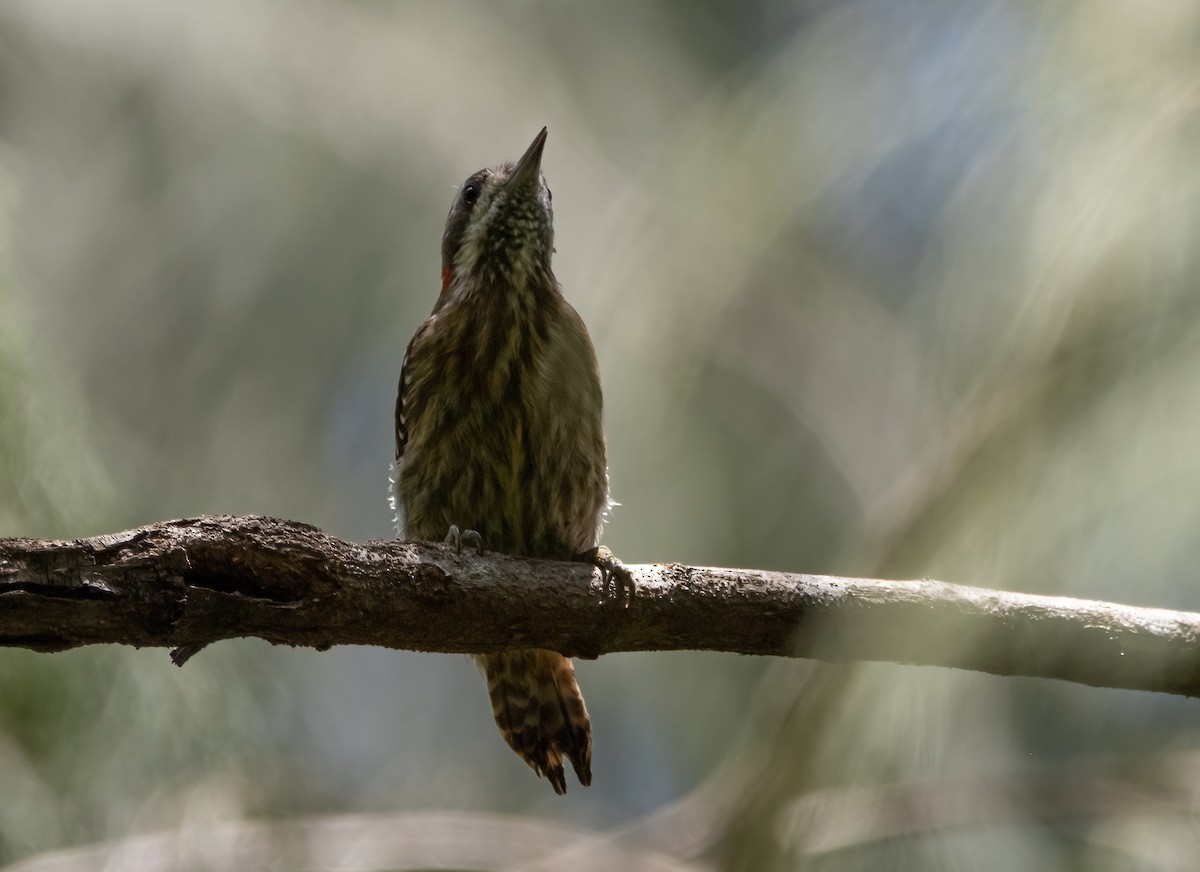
[{"x1": 390, "y1": 128, "x2": 607, "y2": 793}]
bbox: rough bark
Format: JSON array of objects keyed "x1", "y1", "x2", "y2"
[{"x1": 0, "y1": 515, "x2": 1198, "y2": 697}]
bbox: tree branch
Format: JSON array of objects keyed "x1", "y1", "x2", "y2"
[{"x1": 1, "y1": 515, "x2": 1198, "y2": 697}]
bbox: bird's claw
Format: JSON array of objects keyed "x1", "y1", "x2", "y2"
[
  {"x1": 583, "y1": 545, "x2": 635, "y2": 607},
  {"x1": 445, "y1": 524, "x2": 483, "y2": 555}
]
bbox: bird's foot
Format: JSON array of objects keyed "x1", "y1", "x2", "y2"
[
  {"x1": 580, "y1": 545, "x2": 635, "y2": 607},
  {"x1": 445, "y1": 524, "x2": 483, "y2": 555}
]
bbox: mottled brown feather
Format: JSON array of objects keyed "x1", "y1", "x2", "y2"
[{"x1": 391, "y1": 131, "x2": 605, "y2": 793}]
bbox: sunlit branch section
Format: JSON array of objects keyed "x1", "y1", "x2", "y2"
[{"x1": 0, "y1": 515, "x2": 1198, "y2": 697}]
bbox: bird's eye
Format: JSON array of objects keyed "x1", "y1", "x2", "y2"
[{"x1": 461, "y1": 183, "x2": 480, "y2": 207}]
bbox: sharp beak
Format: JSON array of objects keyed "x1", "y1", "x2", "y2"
[{"x1": 505, "y1": 127, "x2": 547, "y2": 192}]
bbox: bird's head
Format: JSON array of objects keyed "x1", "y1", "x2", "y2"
[{"x1": 437, "y1": 127, "x2": 555, "y2": 309}]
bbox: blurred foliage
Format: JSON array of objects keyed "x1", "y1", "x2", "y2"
[{"x1": 2, "y1": 0, "x2": 1200, "y2": 869}]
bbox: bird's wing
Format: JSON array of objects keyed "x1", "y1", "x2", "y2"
[
  {"x1": 402, "y1": 316, "x2": 442, "y2": 461},
  {"x1": 394, "y1": 345, "x2": 413, "y2": 463}
]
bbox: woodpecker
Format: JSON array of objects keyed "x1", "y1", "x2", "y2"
[{"x1": 390, "y1": 128, "x2": 626, "y2": 794}]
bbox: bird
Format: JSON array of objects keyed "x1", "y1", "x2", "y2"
[{"x1": 389, "y1": 127, "x2": 627, "y2": 794}]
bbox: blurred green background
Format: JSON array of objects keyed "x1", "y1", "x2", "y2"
[{"x1": 2, "y1": 0, "x2": 1200, "y2": 869}]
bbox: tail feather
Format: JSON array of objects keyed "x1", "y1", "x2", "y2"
[{"x1": 474, "y1": 649, "x2": 592, "y2": 794}]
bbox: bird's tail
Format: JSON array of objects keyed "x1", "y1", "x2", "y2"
[{"x1": 472, "y1": 649, "x2": 592, "y2": 794}]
